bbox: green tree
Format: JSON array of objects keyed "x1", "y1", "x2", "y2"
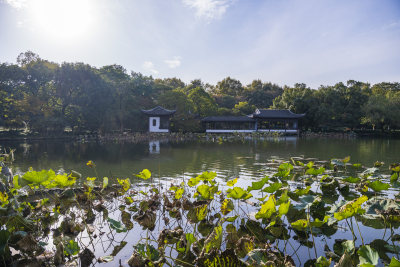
[
  {"x1": 158, "y1": 90, "x2": 200, "y2": 132},
  {"x1": 215, "y1": 77, "x2": 244, "y2": 97},
  {"x1": 154, "y1": 77, "x2": 185, "y2": 90},
  {"x1": 232, "y1": 101, "x2": 256, "y2": 115},
  {"x1": 188, "y1": 87, "x2": 217, "y2": 117},
  {"x1": 100, "y1": 65, "x2": 131, "y2": 131},
  {"x1": 273, "y1": 83, "x2": 318, "y2": 129},
  {"x1": 55, "y1": 63, "x2": 113, "y2": 132},
  {"x1": 0, "y1": 63, "x2": 26, "y2": 127},
  {"x1": 244, "y1": 80, "x2": 283, "y2": 108},
  {"x1": 213, "y1": 95, "x2": 237, "y2": 109},
  {"x1": 361, "y1": 95, "x2": 389, "y2": 130}
]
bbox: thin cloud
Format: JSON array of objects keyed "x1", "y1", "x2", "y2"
[
  {"x1": 182, "y1": 0, "x2": 233, "y2": 20},
  {"x1": 382, "y1": 20, "x2": 400, "y2": 30},
  {"x1": 4, "y1": 0, "x2": 28, "y2": 9},
  {"x1": 164, "y1": 57, "x2": 181, "y2": 68},
  {"x1": 143, "y1": 61, "x2": 159, "y2": 74}
]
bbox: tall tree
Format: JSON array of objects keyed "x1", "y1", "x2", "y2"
[
  {"x1": 244, "y1": 80, "x2": 283, "y2": 108},
  {"x1": 100, "y1": 64, "x2": 130, "y2": 131},
  {"x1": 158, "y1": 90, "x2": 201, "y2": 132},
  {"x1": 273, "y1": 83, "x2": 318, "y2": 129},
  {"x1": 188, "y1": 87, "x2": 217, "y2": 117},
  {"x1": 215, "y1": 77, "x2": 244, "y2": 97}
]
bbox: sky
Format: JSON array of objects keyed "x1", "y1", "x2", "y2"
[{"x1": 0, "y1": 0, "x2": 399, "y2": 88}]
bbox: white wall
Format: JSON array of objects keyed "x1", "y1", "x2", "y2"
[
  {"x1": 206, "y1": 129, "x2": 255, "y2": 133},
  {"x1": 258, "y1": 129, "x2": 298, "y2": 133},
  {"x1": 205, "y1": 129, "x2": 298, "y2": 133},
  {"x1": 149, "y1": 117, "x2": 169, "y2": 133}
]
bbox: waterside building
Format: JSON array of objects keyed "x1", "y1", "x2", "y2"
[
  {"x1": 141, "y1": 106, "x2": 176, "y2": 133},
  {"x1": 202, "y1": 109, "x2": 305, "y2": 134}
]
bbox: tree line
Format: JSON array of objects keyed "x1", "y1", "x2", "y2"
[{"x1": 0, "y1": 51, "x2": 399, "y2": 134}]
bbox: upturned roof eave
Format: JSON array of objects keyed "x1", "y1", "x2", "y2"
[{"x1": 141, "y1": 106, "x2": 176, "y2": 116}]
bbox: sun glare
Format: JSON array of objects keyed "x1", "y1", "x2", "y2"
[{"x1": 29, "y1": 0, "x2": 95, "y2": 43}]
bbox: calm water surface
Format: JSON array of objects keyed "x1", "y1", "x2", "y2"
[{"x1": 2, "y1": 137, "x2": 399, "y2": 181}]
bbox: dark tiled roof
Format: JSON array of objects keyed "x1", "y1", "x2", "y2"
[
  {"x1": 252, "y1": 109, "x2": 305, "y2": 119},
  {"x1": 202, "y1": 116, "x2": 255, "y2": 122},
  {"x1": 141, "y1": 106, "x2": 176, "y2": 116}
]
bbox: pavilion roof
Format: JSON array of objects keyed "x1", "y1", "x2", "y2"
[
  {"x1": 141, "y1": 106, "x2": 176, "y2": 116},
  {"x1": 202, "y1": 116, "x2": 254, "y2": 122},
  {"x1": 252, "y1": 109, "x2": 305, "y2": 119}
]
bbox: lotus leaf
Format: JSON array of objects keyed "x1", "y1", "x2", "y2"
[
  {"x1": 22, "y1": 169, "x2": 56, "y2": 184},
  {"x1": 102, "y1": 177, "x2": 108, "y2": 190},
  {"x1": 64, "y1": 240, "x2": 80, "y2": 256},
  {"x1": 294, "y1": 186, "x2": 311, "y2": 196},
  {"x1": 226, "y1": 178, "x2": 238, "y2": 187},
  {"x1": 247, "y1": 177, "x2": 269, "y2": 191},
  {"x1": 262, "y1": 182, "x2": 282, "y2": 193},
  {"x1": 343, "y1": 177, "x2": 361, "y2": 183},
  {"x1": 389, "y1": 257, "x2": 400, "y2": 267},
  {"x1": 175, "y1": 187, "x2": 184, "y2": 200},
  {"x1": 357, "y1": 245, "x2": 379, "y2": 266},
  {"x1": 197, "y1": 184, "x2": 218, "y2": 200},
  {"x1": 316, "y1": 256, "x2": 331, "y2": 267},
  {"x1": 227, "y1": 187, "x2": 252, "y2": 200},
  {"x1": 334, "y1": 195, "x2": 368, "y2": 221},
  {"x1": 107, "y1": 217, "x2": 128, "y2": 233},
  {"x1": 306, "y1": 167, "x2": 325, "y2": 176},
  {"x1": 278, "y1": 200, "x2": 290, "y2": 217},
  {"x1": 221, "y1": 198, "x2": 234, "y2": 215},
  {"x1": 255, "y1": 195, "x2": 276, "y2": 219},
  {"x1": 368, "y1": 180, "x2": 390, "y2": 192},
  {"x1": 203, "y1": 224, "x2": 222, "y2": 253},
  {"x1": 136, "y1": 169, "x2": 151, "y2": 180}
]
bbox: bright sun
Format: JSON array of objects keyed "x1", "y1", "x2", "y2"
[{"x1": 29, "y1": 0, "x2": 95, "y2": 42}]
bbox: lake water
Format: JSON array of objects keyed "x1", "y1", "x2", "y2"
[
  {"x1": 2, "y1": 136, "x2": 400, "y2": 266},
  {"x1": 2, "y1": 137, "x2": 399, "y2": 181}
]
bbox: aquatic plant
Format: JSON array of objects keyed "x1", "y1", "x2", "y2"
[{"x1": 0, "y1": 157, "x2": 399, "y2": 266}]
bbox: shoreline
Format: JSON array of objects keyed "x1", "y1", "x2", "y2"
[{"x1": 1, "y1": 130, "x2": 400, "y2": 143}]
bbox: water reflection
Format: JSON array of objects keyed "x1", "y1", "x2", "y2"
[
  {"x1": 1, "y1": 137, "x2": 399, "y2": 183},
  {"x1": 148, "y1": 140, "x2": 160, "y2": 154}
]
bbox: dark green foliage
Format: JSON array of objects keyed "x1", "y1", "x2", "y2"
[{"x1": 1, "y1": 52, "x2": 400, "y2": 135}]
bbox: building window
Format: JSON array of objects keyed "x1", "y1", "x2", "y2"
[{"x1": 153, "y1": 119, "x2": 157, "y2": 126}]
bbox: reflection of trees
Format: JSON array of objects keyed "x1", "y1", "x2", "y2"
[{"x1": 5, "y1": 138, "x2": 400, "y2": 182}]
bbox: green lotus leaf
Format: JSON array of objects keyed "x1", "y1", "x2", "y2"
[
  {"x1": 306, "y1": 167, "x2": 325, "y2": 176},
  {"x1": 389, "y1": 257, "x2": 400, "y2": 267},
  {"x1": 204, "y1": 224, "x2": 222, "y2": 254},
  {"x1": 247, "y1": 177, "x2": 269, "y2": 191},
  {"x1": 197, "y1": 184, "x2": 219, "y2": 200},
  {"x1": 278, "y1": 200, "x2": 290, "y2": 217},
  {"x1": 334, "y1": 195, "x2": 368, "y2": 221},
  {"x1": 22, "y1": 169, "x2": 56, "y2": 184},
  {"x1": 262, "y1": 182, "x2": 282, "y2": 193},
  {"x1": 368, "y1": 180, "x2": 390, "y2": 192},
  {"x1": 226, "y1": 178, "x2": 238, "y2": 187},
  {"x1": 221, "y1": 199, "x2": 234, "y2": 215},
  {"x1": 227, "y1": 187, "x2": 252, "y2": 200},
  {"x1": 316, "y1": 256, "x2": 331, "y2": 267},
  {"x1": 136, "y1": 169, "x2": 151, "y2": 180},
  {"x1": 343, "y1": 177, "x2": 361, "y2": 183},
  {"x1": 175, "y1": 187, "x2": 184, "y2": 200},
  {"x1": 107, "y1": 217, "x2": 127, "y2": 233},
  {"x1": 291, "y1": 219, "x2": 308, "y2": 231},
  {"x1": 64, "y1": 240, "x2": 80, "y2": 256},
  {"x1": 357, "y1": 245, "x2": 379, "y2": 266},
  {"x1": 255, "y1": 195, "x2": 276, "y2": 220},
  {"x1": 294, "y1": 186, "x2": 311, "y2": 196}
]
